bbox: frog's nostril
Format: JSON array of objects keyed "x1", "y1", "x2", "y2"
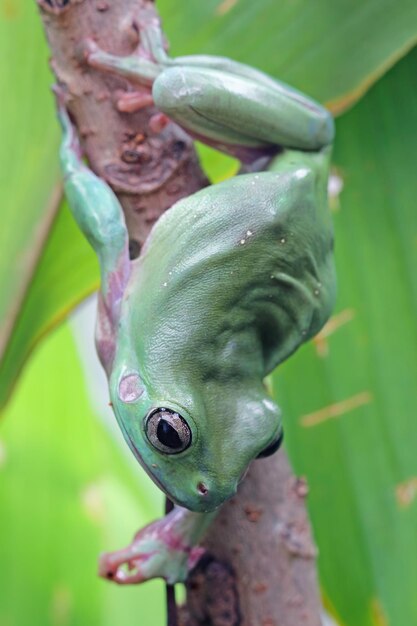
[{"x1": 197, "y1": 482, "x2": 208, "y2": 496}]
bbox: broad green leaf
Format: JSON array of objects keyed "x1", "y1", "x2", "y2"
[
  {"x1": 2, "y1": 3, "x2": 417, "y2": 624},
  {"x1": 0, "y1": 202, "x2": 98, "y2": 408},
  {"x1": 159, "y1": 0, "x2": 417, "y2": 113},
  {"x1": 0, "y1": 321, "x2": 164, "y2": 626},
  {"x1": 273, "y1": 48, "x2": 417, "y2": 625},
  {"x1": 0, "y1": 0, "x2": 60, "y2": 357}
]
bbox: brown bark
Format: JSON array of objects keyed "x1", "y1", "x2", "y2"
[{"x1": 36, "y1": 1, "x2": 323, "y2": 624}]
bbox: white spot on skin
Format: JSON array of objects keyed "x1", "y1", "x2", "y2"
[
  {"x1": 118, "y1": 373, "x2": 144, "y2": 403},
  {"x1": 163, "y1": 282, "x2": 168, "y2": 287},
  {"x1": 262, "y1": 398, "x2": 277, "y2": 413},
  {"x1": 295, "y1": 168, "x2": 310, "y2": 180},
  {"x1": 280, "y1": 238, "x2": 286, "y2": 244},
  {"x1": 239, "y1": 230, "x2": 253, "y2": 245},
  {"x1": 314, "y1": 289, "x2": 320, "y2": 296}
]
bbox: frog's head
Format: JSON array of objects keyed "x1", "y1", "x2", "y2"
[{"x1": 110, "y1": 370, "x2": 282, "y2": 513}]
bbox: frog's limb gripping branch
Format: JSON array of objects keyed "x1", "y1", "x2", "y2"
[
  {"x1": 37, "y1": 0, "x2": 208, "y2": 254},
  {"x1": 97, "y1": 505, "x2": 213, "y2": 585},
  {"x1": 36, "y1": 2, "x2": 323, "y2": 625}
]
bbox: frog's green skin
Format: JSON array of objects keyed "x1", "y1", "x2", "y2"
[{"x1": 57, "y1": 15, "x2": 335, "y2": 585}]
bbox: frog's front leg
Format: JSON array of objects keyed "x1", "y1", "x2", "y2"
[
  {"x1": 99, "y1": 506, "x2": 215, "y2": 585},
  {"x1": 55, "y1": 93, "x2": 130, "y2": 373}
]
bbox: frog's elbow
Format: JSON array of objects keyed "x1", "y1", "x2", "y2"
[{"x1": 312, "y1": 109, "x2": 335, "y2": 148}]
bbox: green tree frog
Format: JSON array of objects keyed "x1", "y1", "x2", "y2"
[{"x1": 56, "y1": 14, "x2": 335, "y2": 585}]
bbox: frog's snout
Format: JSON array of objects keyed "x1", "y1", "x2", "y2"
[{"x1": 186, "y1": 477, "x2": 238, "y2": 513}]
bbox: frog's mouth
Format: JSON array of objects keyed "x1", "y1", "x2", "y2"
[
  {"x1": 116, "y1": 427, "x2": 193, "y2": 510},
  {"x1": 124, "y1": 430, "x2": 172, "y2": 497},
  {"x1": 123, "y1": 431, "x2": 230, "y2": 513}
]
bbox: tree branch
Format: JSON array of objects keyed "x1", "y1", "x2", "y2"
[{"x1": 36, "y1": 1, "x2": 323, "y2": 624}]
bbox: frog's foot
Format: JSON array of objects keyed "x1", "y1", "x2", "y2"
[
  {"x1": 114, "y1": 90, "x2": 170, "y2": 128},
  {"x1": 116, "y1": 89, "x2": 154, "y2": 113},
  {"x1": 80, "y1": 27, "x2": 164, "y2": 88},
  {"x1": 79, "y1": 10, "x2": 170, "y2": 87},
  {"x1": 98, "y1": 516, "x2": 206, "y2": 585}
]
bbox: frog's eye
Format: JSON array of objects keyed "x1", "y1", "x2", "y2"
[{"x1": 145, "y1": 408, "x2": 192, "y2": 454}]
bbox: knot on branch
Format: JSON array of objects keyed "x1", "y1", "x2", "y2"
[{"x1": 183, "y1": 554, "x2": 241, "y2": 626}]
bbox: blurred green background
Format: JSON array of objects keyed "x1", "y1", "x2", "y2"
[{"x1": 1, "y1": 1, "x2": 417, "y2": 625}]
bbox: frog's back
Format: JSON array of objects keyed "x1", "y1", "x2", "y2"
[{"x1": 122, "y1": 151, "x2": 335, "y2": 381}]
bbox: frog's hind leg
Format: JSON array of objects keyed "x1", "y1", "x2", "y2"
[
  {"x1": 82, "y1": 22, "x2": 332, "y2": 159},
  {"x1": 56, "y1": 94, "x2": 130, "y2": 372},
  {"x1": 152, "y1": 63, "x2": 334, "y2": 160}
]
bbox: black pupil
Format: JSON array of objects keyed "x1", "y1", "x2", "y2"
[{"x1": 157, "y1": 418, "x2": 183, "y2": 449}]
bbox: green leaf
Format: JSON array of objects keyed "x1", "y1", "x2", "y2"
[
  {"x1": 0, "y1": 5, "x2": 102, "y2": 410},
  {"x1": 0, "y1": 1, "x2": 61, "y2": 357},
  {"x1": 0, "y1": 321, "x2": 165, "y2": 626},
  {"x1": 0, "y1": 202, "x2": 98, "y2": 408},
  {"x1": 158, "y1": 0, "x2": 417, "y2": 113},
  {"x1": 273, "y1": 48, "x2": 417, "y2": 625},
  {"x1": 2, "y1": 3, "x2": 417, "y2": 623}
]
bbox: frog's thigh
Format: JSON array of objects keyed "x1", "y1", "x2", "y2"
[{"x1": 153, "y1": 67, "x2": 333, "y2": 151}]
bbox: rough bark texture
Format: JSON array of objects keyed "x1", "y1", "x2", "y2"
[{"x1": 36, "y1": 1, "x2": 323, "y2": 624}]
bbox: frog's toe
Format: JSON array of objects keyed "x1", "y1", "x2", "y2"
[
  {"x1": 99, "y1": 549, "x2": 150, "y2": 584},
  {"x1": 99, "y1": 548, "x2": 137, "y2": 580},
  {"x1": 187, "y1": 545, "x2": 206, "y2": 572}
]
